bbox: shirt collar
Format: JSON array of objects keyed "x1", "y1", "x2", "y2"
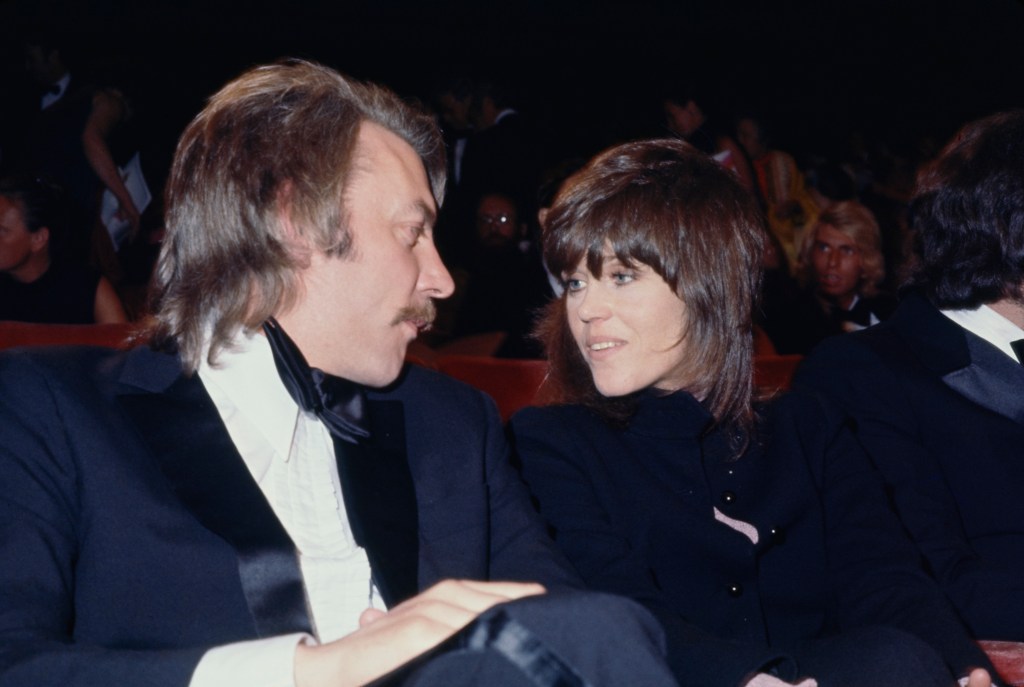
[
  {"x1": 495, "y1": 108, "x2": 517, "y2": 124},
  {"x1": 941, "y1": 304, "x2": 1024, "y2": 362},
  {"x1": 41, "y1": 72, "x2": 71, "y2": 110},
  {"x1": 198, "y1": 329, "x2": 300, "y2": 461}
]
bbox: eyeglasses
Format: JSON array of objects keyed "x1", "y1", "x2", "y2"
[{"x1": 477, "y1": 213, "x2": 513, "y2": 227}]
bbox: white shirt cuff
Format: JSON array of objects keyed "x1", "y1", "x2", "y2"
[
  {"x1": 747, "y1": 674, "x2": 818, "y2": 687},
  {"x1": 190, "y1": 633, "x2": 314, "y2": 687}
]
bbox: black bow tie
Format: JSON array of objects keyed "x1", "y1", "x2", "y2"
[
  {"x1": 1011, "y1": 339, "x2": 1024, "y2": 365},
  {"x1": 831, "y1": 301, "x2": 872, "y2": 328},
  {"x1": 262, "y1": 318, "x2": 370, "y2": 444}
]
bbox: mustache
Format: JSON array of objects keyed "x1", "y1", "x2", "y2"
[{"x1": 391, "y1": 300, "x2": 437, "y2": 330}]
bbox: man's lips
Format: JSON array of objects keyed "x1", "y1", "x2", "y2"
[{"x1": 392, "y1": 301, "x2": 437, "y2": 332}]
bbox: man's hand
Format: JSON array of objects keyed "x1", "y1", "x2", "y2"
[{"x1": 294, "y1": 579, "x2": 545, "y2": 687}]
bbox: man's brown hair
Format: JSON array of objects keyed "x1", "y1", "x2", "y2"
[{"x1": 150, "y1": 59, "x2": 446, "y2": 371}]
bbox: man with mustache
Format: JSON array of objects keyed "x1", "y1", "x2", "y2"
[{"x1": 0, "y1": 61, "x2": 676, "y2": 687}]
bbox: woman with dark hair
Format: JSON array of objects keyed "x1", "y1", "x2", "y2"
[
  {"x1": 0, "y1": 177, "x2": 126, "y2": 323},
  {"x1": 509, "y1": 140, "x2": 992, "y2": 687}
]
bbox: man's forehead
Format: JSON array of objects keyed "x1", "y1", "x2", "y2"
[
  {"x1": 354, "y1": 121, "x2": 415, "y2": 163},
  {"x1": 347, "y1": 122, "x2": 436, "y2": 219}
]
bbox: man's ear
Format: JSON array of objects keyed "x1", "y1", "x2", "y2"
[
  {"x1": 537, "y1": 207, "x2": 550, "y2": 233},
  {"x1": 30, "y1": 227, "x2": 50, "y2": 253},
  {"x1": 276, "y1": 182, "x2": 312, "y2": 265}
]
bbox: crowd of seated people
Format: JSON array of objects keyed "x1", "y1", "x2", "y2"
[
  {"x1": 0, "y1": 176, "x2": 126, "y2": 324},
  {"x1": 0, "y1": 33, "x2": 157, "y2": 326}
]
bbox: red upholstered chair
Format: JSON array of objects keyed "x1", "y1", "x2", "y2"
[
  {"x1": 753, "y1": 354, "x2": 803, "y2": 393},
  {"x1": 433, "y1": 331, "x2": 508, "y2": 357},
  {"x1": 435, "y1": 355, "x2": 550, "y2": 422},
  {"x1": 0, "y1": 321, "x2": 144, "y2": 351},
  {"x1": 753, "y1": 324, "x2": 778, "y2": 356},
  {"x1": 980, "y1": 641, "x2": 1024, "y2": 686}
]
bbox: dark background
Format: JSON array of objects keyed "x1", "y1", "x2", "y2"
[{"x1": 3, "y1": 0, "x2": 1023, "y2": 190}]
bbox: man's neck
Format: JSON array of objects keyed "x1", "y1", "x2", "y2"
[
  {"x1": 8, "y1": 254, "x2": 51, "y2": 284},
  {"x1": 988, "y1": 297, "x2": 1024, "y2": 330}
]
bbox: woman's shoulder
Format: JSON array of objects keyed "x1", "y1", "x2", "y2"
[
  {"x1": 510, "y1": 402, "x2": 603, "y2": 437},
  {"x1": 757, "y1": 389, "x2": 849, "y2": 444}
]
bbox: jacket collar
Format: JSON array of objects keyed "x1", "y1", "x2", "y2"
[
  {"x1": 116, "y1": 347, "x2": 313, "y2": 638},
  {"x1": 891, "y1": 293, "x2": 1024, "y2": 424},
  {"x1": 115, "y1": 347, "x2": 421, "y2": 632}
]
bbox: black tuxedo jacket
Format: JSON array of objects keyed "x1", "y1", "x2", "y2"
[
  {"x1": 0, "y1": 345, "x2": 576, "y2": 686},
  {"x1": 796, "y1": 292, "x2": 1024, "y2": 640}
]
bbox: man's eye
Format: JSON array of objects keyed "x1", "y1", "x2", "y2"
[{"x1": 407, "y1": 226, "x2": 425, "y2": 245}]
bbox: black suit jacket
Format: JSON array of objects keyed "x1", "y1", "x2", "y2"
[
  {"x1": 795, "y1": 292, "x2": 1024, "y2": 640},
  {"x1": 510, "y1": 390, "x2": 989, "y2": 686},
  {"x1": 0, "y1": 345, "x2": 576, "y2": 686}
]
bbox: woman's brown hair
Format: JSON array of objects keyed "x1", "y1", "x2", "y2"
[{"x1": 538, "y1": 139, "x2": 765, "y2": 439}]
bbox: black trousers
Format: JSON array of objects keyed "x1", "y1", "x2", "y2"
[
  {"x1": 787, "y1": 626, "x2": 957, "y2": 687},
  {"x1": 375, "y1": 590, "x2": 679, "y2": 687}
]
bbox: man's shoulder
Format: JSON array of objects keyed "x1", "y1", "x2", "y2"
[
  {"x1": 0, "y1": 344, "x2": 120, "y2": 377},
  {"x1": 369, "y1": 363, "x2": 497, "y2": 421},
  {"x1": 509, "y1": 402, "x2": 600, "y2": 446},
  {"x1": 804, "y1": 294, "x2": 937, "y2": 366},
  {"x1": 794, "y1": 294, "x2": 960, "y2": 409},
  {"x1": 0, "y1": 344, "x2": 181, "y2": 396}
]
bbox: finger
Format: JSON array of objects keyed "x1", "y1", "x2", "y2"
[
  {"x1": 426, "y1": 579, "x2": 545, "y2": 603},
  {"x1": 398, "y1": 579, "x2": 544, "y2": 620},
  {"x1": 453, "y1": 579, "x2": 547, "y2": 600}
]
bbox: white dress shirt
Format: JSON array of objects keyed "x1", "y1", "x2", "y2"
[
  {"x1": 941, "y1": 303, "x2": 1024, "y2": 363},
  {"x1": 41, "y1": 72, "x2": 71, "y2": 110},
  {"x1": 189, "y1": 331, "x2": 383, "y2": 687}
]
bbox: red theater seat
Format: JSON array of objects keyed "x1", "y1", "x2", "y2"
[
  {"x1": 435, "y1": 355, "x2": 550, "y2": 422},
  {"x1": 753, "y1": 354, "x2": 803, "y2": 393},
  {"x1": 980, "y1": 641, "x2": 1024, "y2": 686},
  {"x1": 0, "y1": 321, "x2": 144, "y2": 351}
]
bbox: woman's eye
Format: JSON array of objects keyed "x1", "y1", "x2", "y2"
[
  {"x1": 611, "y1": 271, "x2": 635, "y2": 285},
  {"x1": 564, "y1": 278, "x2": 585, "y2": 292}
]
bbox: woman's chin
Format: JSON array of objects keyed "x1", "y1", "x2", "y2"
[{"x1": 593, "y1": 378, "x2": 643, "y2": 398}]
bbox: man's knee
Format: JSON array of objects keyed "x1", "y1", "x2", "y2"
[{"x1": 493, "y1": 590, "x2": 675, "y2": 686}]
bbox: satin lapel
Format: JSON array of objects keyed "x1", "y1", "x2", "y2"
[
  {"x1": 117, "y1": 368, "x2": 312, "y2": 637},
  {"x1": 333, "y1": 398, "x2": 419, "y2": 608},
  {"x1": 942, "y1": 333, "x2": 1024, "y2": 424},
  {"x1": 892, "y1": 295, "x2": 1024, "y2": 425}
]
